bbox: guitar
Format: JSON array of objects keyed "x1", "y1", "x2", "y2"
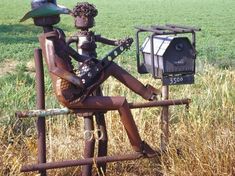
[
  {"x1": 71, "y1": 37, "x2": 134, "y2": 102},
  {"x1": 79, "y1": 38, "x2": 133, "y2": 86}
]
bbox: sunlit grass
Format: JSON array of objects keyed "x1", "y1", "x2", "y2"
[
  {"x1": 0, "y1": 63, "x2": 234, "y2": 175},
  {"x1": 0, "y1": 0, "x2": 235, "y2": 63}
]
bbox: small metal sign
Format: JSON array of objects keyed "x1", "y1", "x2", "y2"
[{"x1": 162, "y1": 74, "x2": 194, "y2": 85}]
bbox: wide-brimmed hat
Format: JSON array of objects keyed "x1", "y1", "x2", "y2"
[{"x1": 20, "y1": 2, "x2": 71, "y2": 22}]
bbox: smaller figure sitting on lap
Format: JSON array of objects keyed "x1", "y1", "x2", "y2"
[
  {"x1": 66, "y1": 2, "x2": 160, "y2": 101},
  {"x1": 67, "y1": 2, "x2": 124, "y2": 58}
]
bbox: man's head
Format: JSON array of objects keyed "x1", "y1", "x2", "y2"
[
  {"x1": 72, "y1": 2, "x2": 98, "y2": 30},
  {"x1": 20, "y1": 0, "x2": 70, "y2": 27}
]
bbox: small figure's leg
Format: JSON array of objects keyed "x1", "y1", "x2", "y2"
[
  {"x1": 95, "y1": 113, "x2": 108, "y2": 174},
  {"x1": 103, "y1": 63, "x2": 161, "y2": 100},
  {"x1": 94, "y1": 87, "x2": 108, "y2": 174}
]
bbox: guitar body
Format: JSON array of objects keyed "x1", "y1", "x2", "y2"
[
  {"x1": 56, "y1": 37, "x2": 133, "y2": 104},
  {"x1": 56, "y1": 70, "x2": 104, "y2": 104}
]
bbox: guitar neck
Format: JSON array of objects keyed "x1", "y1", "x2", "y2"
[{"x1": 100, "y1": 39, "x2": 133, "y2": 68}]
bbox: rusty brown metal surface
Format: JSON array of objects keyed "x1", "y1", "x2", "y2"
[
  {"x1": 34, "y1": 48, "x2": 47, "y2": 176},
  {"x1": 21, "y1": 153, "x2": 145, "y2": 172},
  {"x1": 35, "y1": 3, "x2": 162, "y2": 165},
  {"x1": 93, "y1": 88, "x2": 108, "y2": 174},
  {"x1": 95, "y1": 114, "x2": 108, "y2": 173},
  {"x1": 72, "y1": 2, "x2": 97, "y2": 30},
  {"x1": 16, "y1": 99, "x2": 190, "y2": 118},
  {"x1": 81, "y1": 88, "x2": 108, "y2": 176},
  {"x1": 129, "y1": 98, "x2": 190, "y2": 109},
  {"x1": 83, "y1": 116, "x2": 95, "y2": 176}
]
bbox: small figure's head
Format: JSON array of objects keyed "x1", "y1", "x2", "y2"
[
  {"x1": 72, "y1": 2, "x2": 98, "y2": 30},
  {"x1": 20, "y1": 0, "x2": 70, "y2": 27}
]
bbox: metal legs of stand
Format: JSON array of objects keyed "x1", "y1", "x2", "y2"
[
  {"x1": 82, "y1": 87, "x2": 108, "y2": 176},
  {"x1": 34, "y1": 48, "x2": 47, "y2": 176}
]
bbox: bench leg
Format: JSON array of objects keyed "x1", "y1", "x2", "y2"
[
  {"x1": 82, "y1": 116, "x2": 95, "y2": 176},
  {"x1": 94, "y1": 87, "x2": 108, "y2": 175},
  {"x1": 95, "y1": 113, "x2": 108, "y2": 174}
]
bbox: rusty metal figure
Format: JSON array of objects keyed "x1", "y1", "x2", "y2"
[
  {"x1": 25, "y1": 1, "x2": 158, "y2": 153},
  {"x1": 65, "y1": 3, "x2": 156, "y2": 174},
  {"x1": 67, "y1": 2, "x2": 123, "y2": 57},
  {"x1": 20, "y1": 1, "x2": 161, "y2": 175}
]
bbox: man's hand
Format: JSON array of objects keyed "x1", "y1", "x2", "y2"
[
  {"x1": 82, "y1": 57, "x2": 99, "y2": 65},
  {"x1": 72, "y1": 76, "x2": 84, "y2": 89}
]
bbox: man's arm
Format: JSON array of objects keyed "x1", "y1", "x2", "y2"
[
  {"x1": 66, "y1": 36, "x2": 78, "y2": 46},
  {"x1": 54, "y1": 28, "x2": 87, "y2": 63},
  {"x1": 65, "y1": 45, "x2": 90, "y2": 62},
  {"x1": 46, "y1": 47, "x2": 84, "y2": 88}
]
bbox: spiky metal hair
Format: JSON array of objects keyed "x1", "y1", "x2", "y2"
[{"x1": 72, "y1": 2, "x2": 98, "y2": 17}]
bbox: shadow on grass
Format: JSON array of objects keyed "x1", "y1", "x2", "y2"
[
  {"x1": 0, "y1": 24, "x2": 40, "y2": 44},
  {"x1": 0, "y1": 24, "x2": 40, "y2": 33}
]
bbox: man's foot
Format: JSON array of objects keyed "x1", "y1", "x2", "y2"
[
  {"x1": 145, "y1": 84, "x2": 161, "y2": 101},
  {"x1": 141, "y1": 141, "x2": 161, "y2": 158}
]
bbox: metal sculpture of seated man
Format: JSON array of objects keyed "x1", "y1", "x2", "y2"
[{"x1": 20, "y1": 0, "x2": 159, "y2": 156}]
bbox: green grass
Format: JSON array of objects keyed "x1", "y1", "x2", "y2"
[{"x1": 0, "y1": 0, "x2": 235, "y2": 63}]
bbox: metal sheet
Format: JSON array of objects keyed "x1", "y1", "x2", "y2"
[{"x1": 141, "y1": 36, "x2": 173, "y2": 56}]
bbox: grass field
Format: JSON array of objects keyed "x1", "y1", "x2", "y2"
[
  {"x1": 0, "y1": 0, "x2": 235, "y2": 175},
  {"x1": 0, "y1": 0, "x2": 235, "y2": 63}
]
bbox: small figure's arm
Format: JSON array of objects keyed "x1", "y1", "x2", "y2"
[{"x1": 95, "y1": 35, "x2": 121, "y2": 46}]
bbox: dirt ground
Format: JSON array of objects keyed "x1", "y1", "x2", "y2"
[{"x1": 0, "y1": 60, "x2": 18, "y2": 77}]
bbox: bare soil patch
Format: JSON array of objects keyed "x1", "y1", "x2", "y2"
[{"x1": 0, "y1": 60, "x2": 18, "y2": 77}]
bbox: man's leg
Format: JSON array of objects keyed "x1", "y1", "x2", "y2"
[
  {"x1": 68, "y1": 96, "x2": 143, "y2": 152},
  {"x1": 103, "y1": 63, "x2": 160, "y2": 100}
]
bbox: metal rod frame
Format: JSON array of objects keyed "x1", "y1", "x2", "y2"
[
  {"x1": 34, "y1": 48, "x2": 47, "y2": 176},
  {"x1": 83, "y1": 116, "x2": 95, "y2": 176},
  {"x1": 19, "y1": 45, "x2": 190, "y2": 175},
  {"x1": 135, "y1": 24, "x2": 201, "y2": 78},
  {"x1": 21, "y1": 152, "x2": 161, "y2": 173},
  {"x1": 16, "y1": 99, "x2": 190, "y2": 118}
]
